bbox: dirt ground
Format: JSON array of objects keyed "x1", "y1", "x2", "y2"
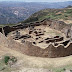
[
  {"x1": 59, "y1": 19, "x2": 72, "y2": 24},
  {"x1": 0, "y1": 25, "x2": 72, "y2": 72},
  {"x1": 0, "y1": 44, "x2": 72, "y2": 72}
]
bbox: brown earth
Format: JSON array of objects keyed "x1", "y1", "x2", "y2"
[{"x1": 0, "y1": 31, "x2": 72, "y2": 72}]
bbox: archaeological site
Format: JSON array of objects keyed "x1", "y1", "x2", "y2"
[{"x1": 0, "y1": 19, "x2": 72, "y2": 58}]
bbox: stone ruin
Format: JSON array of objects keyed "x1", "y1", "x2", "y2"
[{"x1": 1, "y1": 19, "x2": 72, "y2": 58}]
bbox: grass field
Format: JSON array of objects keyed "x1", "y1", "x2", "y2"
[{"x1": 0, "y1": 24, "x2": 17, "y2": 28}]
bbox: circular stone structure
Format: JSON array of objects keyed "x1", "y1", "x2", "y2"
[{"x1": 4, "y1": 19, "x2": 72, "y2": 58}]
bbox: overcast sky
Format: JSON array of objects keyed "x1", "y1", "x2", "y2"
[{"x1": 0, "y1": 0, "x2": 72, "y2": 2}]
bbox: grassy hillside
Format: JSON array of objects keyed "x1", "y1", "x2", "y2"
[
  {"x1": 22, "y1": 7, "x2": 72, "y2": 23},
  {"x1": 0, "y1": 24, "x2": 16, "y2": 28}
]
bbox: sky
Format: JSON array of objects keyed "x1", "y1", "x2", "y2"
[{"x1": 0, "y1": 0, "x2": 72, "y2": 2}]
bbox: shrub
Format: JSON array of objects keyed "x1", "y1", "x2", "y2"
[
  {"x1": 22, "y1": 17, "x2": 38, "y2": 23},
  {"x1": 4, "y1": 56, "x2": 10, "y2": 65},
  {"x1": 4, "y1": 56, "x2": 17, "y2": 65}
]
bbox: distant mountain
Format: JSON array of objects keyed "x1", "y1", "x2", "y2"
[
  {"x1": 0, "y1": 1, "x2": 72, "y2": 24},
  {"x1": 66, "y1": 5, "x2": 72, "y2": 8}
]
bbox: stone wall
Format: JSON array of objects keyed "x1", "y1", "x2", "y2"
[
  {"x1": 1, "y1": 31, "x2": 72, "y2": 58},
  {"x1": 21, "y1": 41, "x2": 72, "y2": 58},
  {"x1": 0, "y1": 19, "x2": 71, "y2": 36},
  {"x1": 0, "y1": 22, "x2": 41, "y2": 36},
  {"x1": 8, "y1": 39, "x2": 72, "y2": 58}
]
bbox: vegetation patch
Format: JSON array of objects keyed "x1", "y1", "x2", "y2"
[
  {"x1": 4, "y1": 56, "x2": 17, "y2": 65},
  {"x1": 22, "y1": 8, "x2": 72, "y2": 23}
]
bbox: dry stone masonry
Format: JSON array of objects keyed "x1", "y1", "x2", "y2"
[{"x1": 1, "y1": 19, "x2": 72, "y2": 58}]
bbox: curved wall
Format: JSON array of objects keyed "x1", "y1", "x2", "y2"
[
  {"x1": 21, "y1": 41, "x2": 72, "y2": 58},
  {"x1": 8, "y1": 39, "x2": 72, "y2": 58},
  {"x1": 0, "y1": 19, "x2": 70, "y2": 36}
]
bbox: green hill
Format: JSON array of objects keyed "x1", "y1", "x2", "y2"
[{"x1": 22, "y1": 7, "x2": 72, "y2": 23}]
